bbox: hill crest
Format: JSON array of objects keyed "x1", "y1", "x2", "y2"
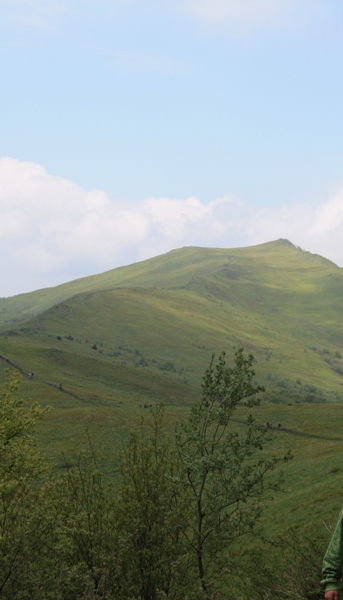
[{"x1": 1, "y1": 239, "x2": 341, "y2": 328}]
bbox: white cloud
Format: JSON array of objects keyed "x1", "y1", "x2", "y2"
[
  {"x1": 1, "y1": 157, "x2": 343, "y2": 296},
  {"x1": 247, "y1": 195, "x2": 343, "y2": 265},
  {"x1": 181, "y1": 0, "x2": 327, "y2": 30}
]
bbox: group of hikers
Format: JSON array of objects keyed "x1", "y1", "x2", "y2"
[
  {"x1": 27, "y1": 372, "x2": 63, "y2": 392},
  {"x1": 264, "y1": 422, "x2": 282, "y2": 429}
]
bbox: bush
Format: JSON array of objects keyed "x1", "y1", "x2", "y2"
[
  {"x1": 237, "y1": 526, "x2": 333, "y2": 600},
  {"x1": 157, "y1": 361, "x2": 176, "y2": 372}
]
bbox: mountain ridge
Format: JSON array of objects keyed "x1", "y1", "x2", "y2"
[
  {"x1": 1, "y1": 239, "x2": 341, "y2": 328},
  {"x1": 1, "y1": 238, "x2": 343, "y2": 412}
]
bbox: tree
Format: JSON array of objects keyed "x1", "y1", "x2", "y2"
[
  {"x1": 0, "y1": 369, "x2": 50, "y2": 598},
  {"x1": 115, "y1": 405, "x2": 188, "y2": 600},
  {"x1": 175, "y1": 349, "x2": 291, "y2": 598},
  {"x1": 50, "y1": 445, "x2": 120, "y2": 599}
]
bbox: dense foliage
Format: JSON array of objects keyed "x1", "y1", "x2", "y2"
[{"x1": 0, "y1": 353, "x2": 330, "y2": 599}]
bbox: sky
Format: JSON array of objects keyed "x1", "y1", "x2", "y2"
[{"x1": 1, "y1": 0, "x2": 343, "y2": 296}]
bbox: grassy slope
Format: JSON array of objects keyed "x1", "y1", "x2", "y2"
[
  {"x1": 2, "y1": 237, "x2": 340, "y2": 323},
  {"x1": 235, "y1": 401, "x2": 343, "y2": 535},
  {"x1": 1, "y1": 239, "x2": 343, "y2": 533},
  {"x1": 0, "y1": 244, "x2": 247, "y2": 324},
  {"x1": 2, "y1": 239, "x2": 343, "y2": 401}
]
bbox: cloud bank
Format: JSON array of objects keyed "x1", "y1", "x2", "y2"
[{"x1": 1, "y1": 157, "x2": 343, "y2": 296}]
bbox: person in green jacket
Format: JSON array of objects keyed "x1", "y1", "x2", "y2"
[{"x1": 322, "y1": 510, "x2": 343, "y2": 599}]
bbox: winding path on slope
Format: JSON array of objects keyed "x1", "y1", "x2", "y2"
[
  {"x1": 231, "y1": 419, "x2": 343, "y2": 443},
  {"x1": 0, "y1": 354, "x2": 81, "y2": 401},
  {"x1": 1, "y1": 354, "x2": 343, "y2": 441}
]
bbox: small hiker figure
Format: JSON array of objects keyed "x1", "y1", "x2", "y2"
[
  {"x1": 27, "y1": 372, "x2": 34, "y2": 379},
  {"x1": 59, "y1": 383, "x2": 63, "y2": 391},
  {"x1": 278, "y1": 423, "x2": 282, "y2": 429}
]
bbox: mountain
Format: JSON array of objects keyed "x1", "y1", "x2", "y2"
[
  {"x1": 1, "y1": 238, "x2": 343, "y2": 411},
  {"x1": 0, "y1": 240, "x2": 343, "y2": 400},
  {"x1": 1, "y1": 237, "x2": 337, "y2": 325}
]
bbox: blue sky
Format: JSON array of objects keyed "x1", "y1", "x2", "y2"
[{"x1": 1, "y1": 0, "x2": 343, "y2": 295}]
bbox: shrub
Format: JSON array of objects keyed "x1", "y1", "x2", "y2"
[{"x1": 157, "y1": 361, "x2": 176, "y2": 372}]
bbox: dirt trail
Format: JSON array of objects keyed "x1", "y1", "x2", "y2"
[
  {"x1": 0, "y1": 354, "x2": 81, "y2": 401},
  {"x1": 0, "y1": 354, "x2": 25, "y2": 374},
  {"x1": 1, "y1": 355, "x2": 343, "y2": 438},
  {"x1": 270, "y1": 425, "x2": 343, "y2": 442},
  {"x1": 232, "y1": 419, "x2": 343, "y2": 443}
]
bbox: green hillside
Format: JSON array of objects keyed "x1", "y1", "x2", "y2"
[
  {"x1": 2, "y1": 237, "x2": 341, "y2": 325},
  {"x1": 2, "y1": 238, "x2": 343, "y2": 541},
  {"x1": 0, "y1": 239, "x2": 342, "y2": 443},
  {"x1": 2, "y1": 238, "x2": 343, "y2": 407}
]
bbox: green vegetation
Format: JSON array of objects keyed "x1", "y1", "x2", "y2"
[
  {"x1": 0, "y1": 370, "x2": 49, "y2": 597},
  {"x1": 2, "y1": 356, "x2": 329, "y2": 600},
  {"x1": 2, "y1": 240, "x2": 343, "y2": 596},
  {"x1": 174, "y1": 350, "x2": 291, "y2": 598},
  {"x1": 0, "y1": 351, "x2": 343, "y2": 600},
  {"x1": 115, "y1": 406, "x2": 186, "y2": 599}
]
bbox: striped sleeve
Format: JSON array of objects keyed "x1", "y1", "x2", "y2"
[{"x1": 322, "y1": 510, "x2": 343, "y2": 592}]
